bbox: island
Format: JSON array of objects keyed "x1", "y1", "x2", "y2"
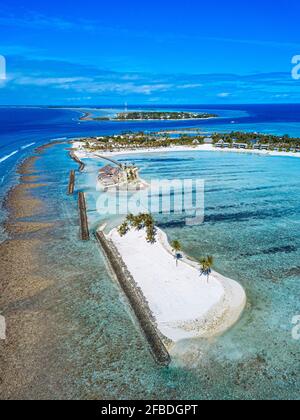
[
  {"x1": 83, "y1": 111, "x2": 218, "y2": 121},
  {"x1": 97, "y1": 159, "x2": 148, "y2": 190},
  {"x1": 72, "y1": 130, "x2": 300, "y2": 155},
  {"x1": 112, "y1": 111, "x2": 218, "y2": 121},
  {"x1": 71, "y1": 138, "x2": 247, "y2": 349},
  {"x1": 106, "y1": 223, "x2": 246, "y2": 343},
  {"x1": 71, "y1": 127, "x2": 300, "y2": 347}
]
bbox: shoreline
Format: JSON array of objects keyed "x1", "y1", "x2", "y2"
[
  {"x1": 106, "y1": 227, "x2": 246, "y2": 343},
  {"x1": 0, "y1": 148, "x2": 64, "y2": 399},
  {"x1": 104, "y1": 116, "x2": 218, "y2": 122},
  {"x1": 95, "y1": 230, "x2": 171, "y2": 365},
  {"x1": 0, "y1": 133, "x2": 297, "y2": 398},
  {"x1": 78, "y1": 111, "x2": 218, "y2": 123},
  {"x1": 102, "y1": 144, "x2": 300, "y2": 159},
  {"x1": 69, "y1": 150, "x2": 86, "y2": 171},
  {"x1": 72, "y1": 142, "x2": 300, "y2": 160},
  {"x1": 71, "y1": 142, "x2": 247, "y2": 345}
]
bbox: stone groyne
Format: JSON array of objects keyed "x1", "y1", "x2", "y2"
[
  {"x1": 70, "y1": 151, "x2": 85, "y2": 172},
  {"x1": 78, "y1": 192, "x2": 90, "y2": 241},
  {"x1": 95, "y1": 230, "x2": 171, "y2": 367},
  {"x1": 68, "y1": 170, "x2": 75, "y2": 195}
]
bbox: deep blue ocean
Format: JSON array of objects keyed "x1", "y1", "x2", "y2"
[
  {"x1": 1, "y1": 104, "x2": 300, "y2": 175},
  {"x1": 2, "y1": 104, "x2": 300, "y2": 187},
  {"x1": 0, "y1": 105, "x2": 300, "y2": 399},
  {"x1": 2, "y1": 104, "x2": 300, "y2": 229}
]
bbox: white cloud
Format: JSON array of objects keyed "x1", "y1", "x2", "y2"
[
  {"x1": 65, "y1": 82, "x2": 174, "y2": 95},
  {"x1": 65, "y1": 96, "x2": 92, "y2": 101},
  {"x1": 14, "y1": 76, "x2": 92, "y2": 86},
  {"x1": 178, "y1": 84, "x2": 203, "y2": 89},
  {"x1": 0, "y1": 13, "x2": 77, "y2": 31},
  {"x1": 217, "y1": 92, "x2": 231, "y2": 98},
  {"x1": 273, "y1": 94, "x2": 290, "y2": 98},
  {"x1": 10, "y1": 72, "x2": 175, "y2": 95}
]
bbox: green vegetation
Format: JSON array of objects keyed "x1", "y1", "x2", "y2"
[
  {"x1": 212, "y1": 131, "x2": 300, "y2": 150},
  {"x1": 78, "y1": 129, "x2": 300, "y2": 154},
  {"x1": 112, "y1": 111, "x2": 218, "y2": 121},
  {"x1": 199, "y1": 256, "x2": 214, "y2": 283},
  {"x1": 80, "y1": 132, "x2": 205, "y2": 152},
  {"x1": 126, "y1": 166, "x2": 138, "y2": 182},
  {"x1": 118, "y1": 213, "x2": 157, "y2": 244},
  {"x1": 171, "y1": 240, "x2": 182, "y2": 266}
]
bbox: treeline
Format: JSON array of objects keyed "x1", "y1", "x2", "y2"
[
  {"x1": 80, "y1": 130, "x2": 300, "y2": 153},
  {"x1": 212, "y1": 131, "x2": 300, "y2": 147},
  {"x1": 83, "y1": 132, "x2": 205, "y2": 151},
  {"x1": 114, "y1": 111, "x2": 217, "y2": 120}
]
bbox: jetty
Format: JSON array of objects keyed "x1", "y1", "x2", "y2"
[
  {"x1": 78, "y1": 192, "x2": 90, "y2": 241},
  {"x1": 95, "y1": 153, "x2": 123, "y2": 168},
  {"x1": 68, "y1": 170, "x2": 75, "y2": 195},
  {"x1": 70, "y1": 151, "x2": 85, "y2": 172}
]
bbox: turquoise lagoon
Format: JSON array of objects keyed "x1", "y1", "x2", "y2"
[
  {"x1": 68, "y1": 147, "x2": 300, "y2": 400},
  {"x1": 1, "y1": 105, "x2": 300, "y2": 399}
]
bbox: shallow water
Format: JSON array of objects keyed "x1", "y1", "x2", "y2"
[
  {"x1": 1, "y1": 106, "x2": 300, "y2": 399},
  {"x1": 13, "y1": 144, "x2": 297, "y2": 399},
  {"x1": 89, "y1": 149, "x2": 299, "y2": 399}
]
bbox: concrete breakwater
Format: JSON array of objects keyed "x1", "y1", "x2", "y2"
[
  {"x1": 95, "y1": 230, "x2": 171, "y2": 367},
  {"x1": 68, "y1": 170, "x2": 75, "y2": 195},
  {"x1": 70, "y1": 150, "x2": 85, "y2": 172},
  {"x1": 78, "y1": 192, "x2": 90, "y2": 241}
]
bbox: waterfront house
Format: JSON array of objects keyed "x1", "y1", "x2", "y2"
[
  {"x1": 233, "y1": 143, "x2": 248, "y2": 149},
  {"x1": 99, "y1": 165, "x2": 123, "y2": 185},
  {"x1": 253, "y1": 144, "x2": 270, "y2": 150},
  {"x1": 215, "y1": 139, "x2": 229, "y2": 148}
]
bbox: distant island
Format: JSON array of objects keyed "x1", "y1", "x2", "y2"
[
  {"x1": 83, "y1": 111, "x2": 218, "y2": 122},
  {"x1": 73, "y1": 131, "x2": 300, "y2": 153},
  {"x1": 114, "y1": 111, "x2": 218, "y2": 120}
]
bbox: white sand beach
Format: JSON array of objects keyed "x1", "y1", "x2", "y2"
[
  {"x1": 107, "y1": 227, "x2": 246, "y2": 343},
  {"x1": 73, "y1": 141, "x2": 300, "y2": 160}
]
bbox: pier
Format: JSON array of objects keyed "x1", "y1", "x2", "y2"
[
  {"x1": 78, "y1": 192, "x2": 90, "y2": 241},
  {"x1": 70, "y1": 151, "x2": 85, "y2": 172},
  {"x1": 95, "y1": 154, "x2": 123, "y2": 168},
  {"x1": 68, "y1": 170, "x2": 75, "y2": 195}
]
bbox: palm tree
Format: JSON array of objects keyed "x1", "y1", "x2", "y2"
[
  {"x1": 118, "y1": 221, "x2": 129, "y2": 237},
  {"x1": 171, "y1": 240, "x2": 182, "y2": 266},
  {"x1": 119, "y1": 213, "x2": 157, "y2": 243},
  {"x1": 199, "y1": 256, "x2": 214, "y2": 283}
]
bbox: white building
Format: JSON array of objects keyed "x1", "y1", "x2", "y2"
[
  {"x1": 233, "y1": 143, "x2": 248, "y2": 149},
  {"x1": 215, "y1": 139, "x2": 230, "y2": 148}
]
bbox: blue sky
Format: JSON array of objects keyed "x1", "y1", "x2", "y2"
[{"x1": 0, "y1": 0, "x2": 300, "y2": 105}]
